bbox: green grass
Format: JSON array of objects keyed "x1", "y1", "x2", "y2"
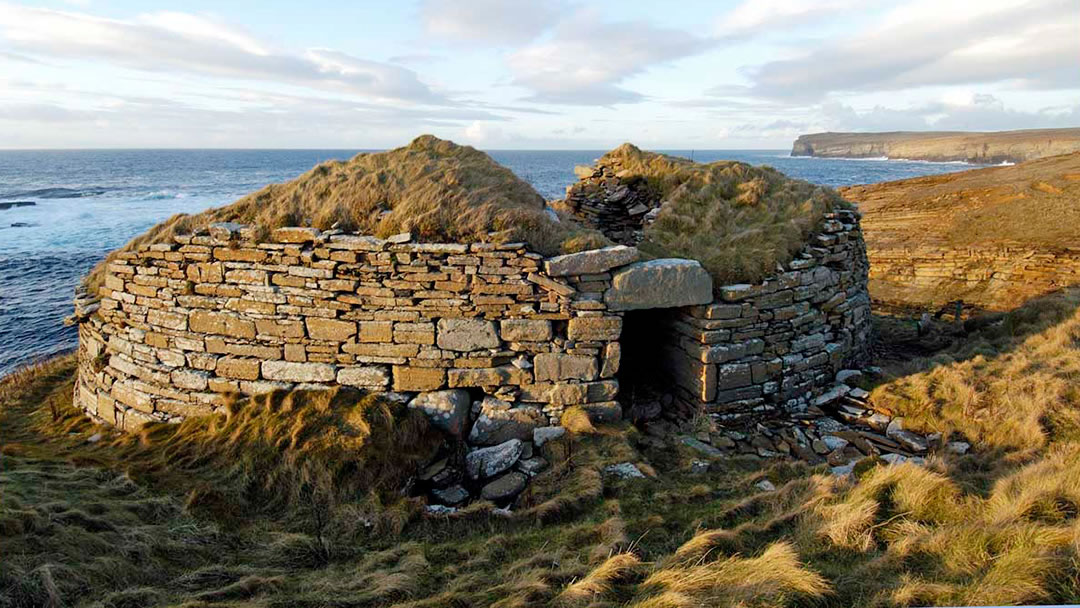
[{"x1": 4, "y1": 289, "x2": 1080, "y2": 606}]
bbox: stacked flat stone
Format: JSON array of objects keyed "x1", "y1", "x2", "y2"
[
  {"x1": 655, "y1": 209, "x2": 872, "y2": 422},
  {"x1": 74, "y1": 227, "x2": 634, "y2": 431},
  {"x1": 561, "y1": 163, "x2": 660, "y2": 246}
]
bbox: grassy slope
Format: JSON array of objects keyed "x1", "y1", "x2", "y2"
[
  {"x1": 568, "y1": 144, "x2": 848, "y2": 284},
  {"x1": 4, "y1": 289, "x2": 1080, "y2": 607},
  {"x1": 843, "y1": 151, "x2": 1080, "y2": 249}
]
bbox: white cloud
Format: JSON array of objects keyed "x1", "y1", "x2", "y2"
[
  {"x1": 716, "y1": 0, "x2": 867, "y2": 37},
  {"x1": 819, "y1": 95, "x2": 1080, "y2": 132},
  {"x1": 0, "y1": 4, "x2": 443, "y2": 104},
  {"x1": 508, "y1": 9, "x2": 714, "y2": 105},
  {"x1": 738, "y1": 0, "x2": 1079, "y2": 100},
  {"x1": 420, "y1": 0, "x2": 561, "y2": 45}
]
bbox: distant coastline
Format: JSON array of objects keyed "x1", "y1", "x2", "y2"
[{"x1": 791, "y1": 128, "x2": 1080, "y2": 164}]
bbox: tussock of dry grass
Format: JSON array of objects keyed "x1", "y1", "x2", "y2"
[
  {"x1": 85, "y1": 135, "x2": 609, "y2": 291},
  {"x1": 572, "y1": 143, "x2": 848, "y2": 284}
]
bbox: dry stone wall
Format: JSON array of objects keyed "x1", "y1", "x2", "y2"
[
  {"x1": 654, "y1": 209, "x2": 872, "y2": 422},
  {"x1": 73, "y1": 208, "x2": 871, "y2": 435},
  {"x1": 74, "y1": 226, "x2": 630, "y2": 432}
]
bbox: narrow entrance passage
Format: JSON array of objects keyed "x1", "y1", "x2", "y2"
[{"x1": 617, "y1": 309, "x2": 676, "y2": 422}]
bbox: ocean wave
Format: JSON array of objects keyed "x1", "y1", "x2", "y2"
[
  {"x1": 0, "y1": 186, "x2": 108, "y2": 200},
  {"x1": 141, "y1": 190, "x2": 191, "y2": 200}
]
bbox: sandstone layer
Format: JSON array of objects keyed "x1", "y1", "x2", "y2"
[
  {"x1": 841, "y1": 152, "x2": 1080, "y2": 312},
  {"x1": 792, "y1": 129, "x2": 1080, "y2": 164}
]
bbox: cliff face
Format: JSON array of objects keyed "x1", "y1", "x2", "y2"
[
  {"x1": 793, "y1": 129, "x2": 1080, "y2": 164},
  {"x1": 841, "y1": 152, "x2": 1080, "y2": 312}
]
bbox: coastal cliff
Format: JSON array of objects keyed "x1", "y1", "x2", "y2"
[
  {"x1": 841, "y1": 152, "x2": 1080, "y2": 312},
  {"x1": 793, "y1": 128, "x2": 1080, "y2": 164}
]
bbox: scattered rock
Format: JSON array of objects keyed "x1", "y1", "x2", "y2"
[
  {"x1": 690, "y1": 460, "x2": 710, "y2": 474},
  {"x1": 836, "y1": 369, "x2": 863, "y2": 385},
  {"x1": 755, "y1": 479, "x2": 777, "y2": 492},
  {"x1": 466, "y1": 439, "x2": 524, "y2": 480},
  {"x1": 889, "y1": 430, "x2": 928, "y2": 453},
  {"x1": 604, "y1": 462, "x2": 646, "y2": 479},
  {"x1": 945, "y1": 441, "x2": 971, "y2": 455},
  {"x1": 426, "y1": 504, "x2": 457, "y2": 515},
  {"x1": 830, "y1": 462, "x2": 856, "y2": 477},
  {"x1": 87, "y1": 433, "x2": 103, "y2": 443},
  {"x1": 822, "y1": 435, "x2": 849, "y2": 452},
  {"x1": 481, "y1": 472, "x2": 528, "y2": 502}
]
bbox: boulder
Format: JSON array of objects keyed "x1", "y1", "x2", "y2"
[
  {"x1": 604, "y1": 259, "x2": 713, "y2": 311},
  {"x1": 480, "y1": 471, "x2": 528, "y2": 502},
  {"x1": 544, "y1": 245, "x2": 639, "y2": 276},
  {"x1": 408, "y1": 389, "x2": 471, "y2": 437},
  {"x1": 467, "y1": 397, "x2": 546, "y2": 446},
  {"x1": 603, "y1": 462, "x2": 646, "y2": 479},
  {"x1": 437, "y1": 318, "x2": 500, "y2": 352},
  {"x1": 466, "y1": 439, "x2": 524, "y2": 480}
]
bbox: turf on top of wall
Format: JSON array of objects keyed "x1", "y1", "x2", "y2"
[{"x1": 570, "y1": 143, "x2": 851, "y2": 285}]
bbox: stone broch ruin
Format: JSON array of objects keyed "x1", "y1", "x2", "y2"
[{"x1": 70, "y1": 137, "x2": 873, "y2": 504}]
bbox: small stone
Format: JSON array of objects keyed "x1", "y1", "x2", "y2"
[
  {"x1": 712, "y1": 435, "x2": 736, "y2": 449},
  {"x1": 387, "y1": 232, "x2": 412, "y2": 243},
  {"x1": 830, "y1": 463, "x2": 856, "y2": 477},
  {"x1": 881, "y1": 453, "x2": 907, "y2": 465},
  {"x1": 533, "y1": 426, "x2": 566, "y2": 447},
  {"x1": 603, "y1": 462, "x2": 646, "y2": 479},
  {"x1": 755, "y1": 479, "x2": 777, "y2": 492},
  {"x1": 690, "y1": 460, "x2": 710, "y2": 474},
  {"x1": 890, "y1": 430, "x2": 928, "y2": 453},
  {"x1": 946, "y1": 441, "x2": 971, "y2": 455},
  {"x1": 885, "y1": 417, "x2": 904, "y2": 437},
  {"x1": 432, "y1": 485, "x2": 469, "y2": 506},
  {"x1": 865, "y1": 413, "x2": 890, "y2": 431},
  {"x1": 481, "y1": 472, "x2": 528, "y2": 502},
  {"x1": 680, "y1": 436, "x2": 724, "y2": 458},
  {"x1": 466, "y1": 439, "x2": 524, "y2": 480},
  {"x1": 849, "y1": 387, "x2": 870, "y2": 400},
  {"x1": 516, "y1": 456, "x2": 548, "y2": 476},
  {"x1": 426, "y1": 504, "x2": 457, "y2": 515},
  {"x1": 511, "y1": 356, "x2": 532, "y2": 370},
  {"x1": 835, "y1": 369, "x2": 863, "y2": 386},
  {"x1": 87, "y1": 433, "x2": 103, "y2": 443},
  {"x1": 822, "y1": 435, "x2": 849, "y2": 451}
]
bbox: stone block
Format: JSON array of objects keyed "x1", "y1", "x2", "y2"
[
  {"x1": 448, "y1": 365, "x2": 531, "y2": 387},
  {"x1": 436, "y1": 318, "x2": 499, "y2": 352},
  {"x1": 394, "y1": 322, "x2": 436, "y2": 345},
  {"x1": 604, "y1": 259, "x2": 713, "y2": 311},
  {"x1": 272, "y1": 227, "x2": 320, "y2": 243},
  {"x1": 189, "y1": 310, "x2": 255, "y2": 339},
  {"x1": 534, "y1": 353, "x2": 598, "y2": 382},
  {"x1": 255, "y1": 319, "x2": 305, "y2": 339},
  {"x1": 262, "y1": 361, "x2": 336, "y2": 383},
  {"x1": 358, "y1": 321, "x2": 393, "y2": 343},
  {"x1": 716, "y1": 363, "x2": 753, "y2": 390},
  {"x1": 600, "y1": 342, "x2": 621, "y2": 378},
  {"x1": 337, "y1": 366, "x2": 390, "y2": 388},
  {"x1": 465, "y1": 439, "x2": 523, "y2": 479},
  {"x1": 499, "y1": 319, "x2": 552, "y2": 342},
  {"x1": 409, "y1": 389, "x2": 471, "y2": 436},
  {"x1": 216, "y1": 357, "x2": 261, "y2": 380},
  {"x1": 567, "y1": 316, "x2": 622, "y2": 341},
  {"x1": 171, "y1": 368, "x2": 210, "y2": 391},
  {"x1": 306, "y1": 317, "x2": 357, "y2": 341},
  {"x1": 393, "y1": 366, "x2": 446, "y2": 392},
  {"x1": 147, "y1": 309, "x2": 188, "y2": 331},
  {"x1": 544, "y1": 245, "x2": 639, "y2": 276}
]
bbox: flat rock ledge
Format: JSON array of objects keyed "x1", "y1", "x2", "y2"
[{"x1": 604, "y1": 258, "x2": 713, "y2": 311}]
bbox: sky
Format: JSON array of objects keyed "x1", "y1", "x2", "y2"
[{"x1": 0, "y1": 0, "x2": 1077, "y2": 149}]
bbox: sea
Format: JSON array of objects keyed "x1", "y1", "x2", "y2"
[{"x1": 0, "y1": 149, "x2": 978, "y2": 376}]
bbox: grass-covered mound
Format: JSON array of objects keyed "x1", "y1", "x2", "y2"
[
  {"x1": 85, "y1": 135, "x2": 608, "y2": 291},
  {"x1": 560, "y1": 144, "x2": 849, "y2": 284},
  {"x1": 5, "y1": 289, "x2": 1080, "y2": 606}
]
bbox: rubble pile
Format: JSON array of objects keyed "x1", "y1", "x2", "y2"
[{"x1": 559, "y1": 163, "x2": 663, "y2": 246}]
